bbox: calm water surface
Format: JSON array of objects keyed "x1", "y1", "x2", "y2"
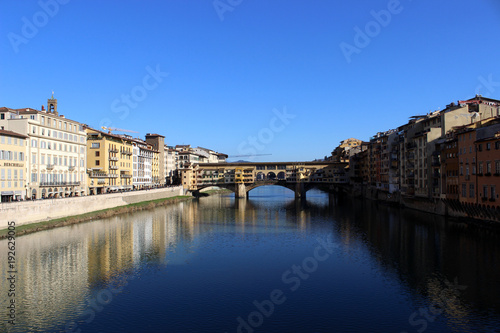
[{"x1": 1, "y1": 186, "x2": 500, "y2": 332}]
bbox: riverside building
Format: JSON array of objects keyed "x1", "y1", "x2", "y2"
[
  {"x1": 0, "y1": 129, "x2": 28, "y2": 201},
  {"x1": 0, "y1": 96, "x2": 87, "y2": 199}
]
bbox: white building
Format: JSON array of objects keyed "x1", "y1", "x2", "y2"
[
  {"x1": 132, "y1": 138, "x2": 154, "y2": 189},
  {"x1": 0, "y1": 97, "x2": 87, "y2": 199}
]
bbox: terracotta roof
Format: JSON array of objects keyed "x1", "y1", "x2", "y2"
[{"x1": 0, "y1": 129, "x2": 29, "y2": 139}]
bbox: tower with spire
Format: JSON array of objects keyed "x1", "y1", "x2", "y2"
[{"x1": 47, "y1": 91, "x2": 58, "y2": 116}]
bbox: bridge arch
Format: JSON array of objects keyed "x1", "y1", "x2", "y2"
[{"x1": 267, "y1": 172, "x2": 276, "y2": 180}]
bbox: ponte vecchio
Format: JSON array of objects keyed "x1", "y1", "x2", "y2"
[{"x1": 181, "y1": 161, "x2": 348, "y2": 198}]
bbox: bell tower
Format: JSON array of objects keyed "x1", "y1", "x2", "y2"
[{"x1": 47, "y1": 92, "x2": 58, "y2": 116}]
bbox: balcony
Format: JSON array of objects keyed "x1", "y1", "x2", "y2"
[
  {"x1": 121, "y1": 174, "x2": 132, "y2": 178},
  {"x1": 40, "y1": 181, "x2": 81, "y2": 186},
  {"x1": 68, "y1": 165, "x2": 76, "y2": 171},
  {"x1": 109, "y1": 165, "x2": 119, "y2": 170},
  {"x1": 109, "y1": 156, "x2": 118, "y2": 161},
  {"x1": 90, "y1": 172, "x2": 107, "y2": 178},
  {"x1": 46, "y1": 164, "x2": 54, "y2": 170}
]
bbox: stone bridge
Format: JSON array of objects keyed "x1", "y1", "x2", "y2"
[{"x1": 181, "y1": 161, "x2": 348, "y2": 198}]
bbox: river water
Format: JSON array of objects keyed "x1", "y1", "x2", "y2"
[{"x1": 1, "y1": 186, "x2": 500, "y2": 332}]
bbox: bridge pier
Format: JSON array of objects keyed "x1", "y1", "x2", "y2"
[
  {"x1": 295, "y1": 182, "x2": 306, "y2": 199},
  {"x1": 235, "y1": 183, "x2": 247, "y2": 198}
]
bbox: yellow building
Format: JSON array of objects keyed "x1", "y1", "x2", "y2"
[
  {"x1": 0, "y1": 129, "x2": 28, "y2": 201},
  {"x1": 86, "y1": 128, "x2": 133, "y2": 194}
]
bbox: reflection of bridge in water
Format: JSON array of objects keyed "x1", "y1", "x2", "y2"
[{"x1": 181, "y1": 161, "x2": 349, "y2": 198}]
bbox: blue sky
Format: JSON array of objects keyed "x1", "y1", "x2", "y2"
[{"x1": 1, "y1": 0, "x2": 499, "y2": 162}]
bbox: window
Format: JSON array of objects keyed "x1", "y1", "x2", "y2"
[
  {"x1": 478, "y1": 144, "x2": 482, "y2": 152},
  {"x1": 469, "y1": 184, "x2": 474, "y2": 198},
  {"x1": 41, "y1": 154, "x2": 45, "y2": 164},
  {"x1": 91, "y1": 143, "x2": 100, "y2": 149},
  {"x1": 96, "y1": 160, "x2": 100, "y2": 166},
  {"x1": 462, "y1": 184, "x2": 467, "y2": 197},
  {"x1": 0, "y1": 113, "x2": 4, "y2": 119},
  {"x1": 472, "y1": 165, "x2": 476, "y2": 175},
  {"x1": 32, "y1": 153, "x2": 36, "y2": 164},
  {"x1": 486, "y1": 162, "x2": 491, "y2": 174},
  {"x1": 41, "y1": 116, "x2": 45, "y2": 125},
  {"x1": 487, "y1": 143, "x2": 491, "y2": 150},
  {"x1": 496, "y1": 141, "x2": 500, "y2": 150},
  {"x1": 496, "y1": 161, "x2": 500, "y2": 175},
  {"x1": 32, "y1": 140, "x2": 37, "y2": 147},
  {"x1": 483, "y1": 185, "x2": 488, "y2": 198},
  {"x1": 95, "y1": 151, "x2": 100, "y2": 157},
  {"x1": 19, "y1": 152, "x2": 24, "y2": 161},
  {"x1": 460, "y1": 166, "x2": 463, "y2": 176},
  {"x1": 492, "y1": 186, "x2": 497, "y2": 200},
  {"x1": 32, "y1": 126, "x2": 36, "y2": 134},
  {"x1": 479, "y1": 162, "x2": 483, "y2": 174}
]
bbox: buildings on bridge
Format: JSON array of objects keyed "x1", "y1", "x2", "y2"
[{"x1": 182, "y1": 162, "x2": 349, "y2": 194}]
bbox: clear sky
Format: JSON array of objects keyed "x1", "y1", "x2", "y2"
[{"x1": 1, "y1": 0, "x2": 499, "y2": 162}]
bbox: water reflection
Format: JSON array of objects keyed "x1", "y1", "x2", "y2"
[{"x1": 0, "y1": 187, "x2": 499, "y2": 332}]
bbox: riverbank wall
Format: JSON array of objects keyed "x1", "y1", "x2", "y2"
[
  {"x1": 348, "y1": 185, "x2": 499, "y2": 223},
  {"x1": 0, "y1": 186, "x2": 184, "y2": 229}
]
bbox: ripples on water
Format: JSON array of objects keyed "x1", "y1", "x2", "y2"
[{"x1": 1, "y1": 186, "x2": 499, "y2": 332}]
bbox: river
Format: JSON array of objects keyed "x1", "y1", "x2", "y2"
[{"x1": 1, "y1": 186, "x2": 500, "y2": 332}]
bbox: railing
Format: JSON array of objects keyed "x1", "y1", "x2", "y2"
[
  {"x1": 90, "y1": 172, "x2": 107, "y2": 178},
  {"x1": 109, "y1": 156, "x2": 119, "y2": 161},
  {"x1": 46, "y1": 164, "x2": 54, "y2": 170},
  {"x1": 40, "y1": 181, "x2": 81, "y2": 186},
  {"x1": 109, "y1": 149, "x2": 119, "y2": 153},
  {"x1": 109, "y1": 165, "x2": 119, "y2": 170},
  {"x1": 68, "y1": 166, "x2": 76, "y2": 171}
]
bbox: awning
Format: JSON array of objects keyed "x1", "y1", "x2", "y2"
[{"x1": 1, "y1": 191, "x2": 14, "y2": 195}]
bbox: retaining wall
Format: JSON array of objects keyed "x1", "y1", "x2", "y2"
[{"x1": 0, "y1": 186, "x2": 184, "y2": 229}]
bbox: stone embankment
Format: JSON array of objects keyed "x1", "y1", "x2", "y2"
[{"x1": 0, "y1": 186, "x2": 185, "y2": 230}]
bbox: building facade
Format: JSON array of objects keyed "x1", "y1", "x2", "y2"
[
  {"x1": 0, "y1": 98, "x2": 87, "y2": 199},
  {"x1": 86, "y1": 128, "x2": 133, "y2": 194},
  {"x1": 0, "y1": 129, "x2": 28, "y2": 201}
]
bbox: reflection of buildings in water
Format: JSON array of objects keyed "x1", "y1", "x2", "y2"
[
  {"x1": 0, "y1": 227, "x2": 90, "y2": 332},
  {"x1": 333, "y1": 197, "x2": 500, "y2": 317},
  {"x1": 426, "y1": 276, "x2": 470, "y2": 329}
]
